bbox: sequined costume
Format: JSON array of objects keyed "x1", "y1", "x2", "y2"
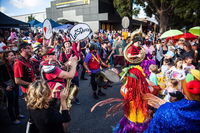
[{"x1": 145, "y1": 98, "x2": 200, "y2": 133}]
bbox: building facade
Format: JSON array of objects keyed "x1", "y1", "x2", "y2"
[
  {"x1": 12, "y1": 0, "x2": 123, "y2": 31},
  {"x1": 46, "y1": 0, "x2": 121, "y2": 31},
  {"x1": 12, "y1": 11, "x2": 46, "y2": 23}
]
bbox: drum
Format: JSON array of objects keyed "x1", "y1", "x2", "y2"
[
  {"x1": 95, "y1": 68, "x2": 120, "y2": 88},
  {"x1": 100, "y1": 69, "x2": 120, "y2": 83}
]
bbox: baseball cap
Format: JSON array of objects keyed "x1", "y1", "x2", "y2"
[{"x1": 18, "y1": 42, "x2": 31, "y2": 51}]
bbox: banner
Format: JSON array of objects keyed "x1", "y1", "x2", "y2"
[{"x1": 69, "y1": 23, "x2": 91, "y2": 41}]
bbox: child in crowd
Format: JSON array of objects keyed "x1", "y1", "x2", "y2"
[
  {"x1": 161, "y1": 58, "x2": 171, "y2": 75},
  {"x1": 163, "y1": 79, "x2": 179, "y2": 102},
  {"x1": 152, "y1": 51, "x2": 156, "y2": 60},
  {"x1": 165, "y1": 58, "x2": 185, "y2": 91},
  {"x1": 149, "y1": 65, "x2": 159, "y2": 86},
  {"x1": 183, "y1": 56, "x2": 195, "y2": 74}
]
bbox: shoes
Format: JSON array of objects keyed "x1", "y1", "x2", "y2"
[
  {"x1": 98, "y1": 91, "x2": 106, "y2": 96},
  {"x1": 81, "y1": 77, "x2": 88, "y2": 80},
  {"x1": 93, "y1": 92, "x2": 99, "y2": 99},
  {"x1": 18, "y1": 114, "x2": 25, "y2": 119},
  {"x1": 13, "y1": 120, "x2": 21, "y2": 125},
  {"x1": 74, "y1": 98, "x2": 80, "y2": 105}
]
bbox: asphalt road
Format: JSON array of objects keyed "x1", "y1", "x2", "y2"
[{"x1": 5, "y1": 74, "x2": 123, "y2": 133}]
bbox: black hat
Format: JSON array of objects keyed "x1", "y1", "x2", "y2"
[
  {"x1": 133, "y1": 36, "x2": 143, "y2": 43},
  {"x1": 89, "y1": 44, "x2": 98, "y2": 51},
  {"x1": 18, "y1": 42, "x2": 30, "y2": 51},
  {"x1": 169, "y1": 91, "x2": 184, "y2": 100}
]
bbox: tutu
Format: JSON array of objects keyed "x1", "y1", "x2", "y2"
[{"x1": 113, "y1": 116, "x2": 150, "y2": 133}]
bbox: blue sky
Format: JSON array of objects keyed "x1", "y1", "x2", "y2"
[{"x1": 0, "y1": 0, "x2": 52, "y2": 16}]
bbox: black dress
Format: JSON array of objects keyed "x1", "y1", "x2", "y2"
[
  {"x1": 29, "y1": 108, "x2": 71, "y2": 133},
  {"x1": 0, "y1": 62, "x2": 19, "y2": 121}
]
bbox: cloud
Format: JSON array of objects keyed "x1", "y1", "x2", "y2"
[
  {"x1": 9, "y1": 0, "x2": 43, "y2": 9},
  {"x1": 0, "y1": 6, "x2": 6, "y2": 13},
  {"x1": 0, "y1": 6, "x2": 15, "y2": 16}
]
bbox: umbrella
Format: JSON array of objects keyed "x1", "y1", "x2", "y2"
[
  {"x1": 160, "y1": 29, "x2": 183, "y2": 39},
  {"x1": 189, "y1": 26, "x2": 200, "y2": 37},
  {"x1": 167, "y1": 33, "x2": 197, "y2": 40}
]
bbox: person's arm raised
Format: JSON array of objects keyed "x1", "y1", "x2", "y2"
[{"x1": 58, "y1": 56, "x2": 78, "y2": 79}]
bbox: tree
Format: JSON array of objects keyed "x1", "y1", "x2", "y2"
[
  {"x1": 113, "y1": 0, "x2": 137, "y2": 18},
  {"x1": 27, "y1": 14, "x2": 35, "y2": 22},
  {"x1": 133, "y1": 0, "x2": 200, "y2": 32}
]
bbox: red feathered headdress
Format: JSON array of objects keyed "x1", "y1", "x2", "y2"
[{"x1": 124, "y1": 67, "x2": 150, "y2": 117}]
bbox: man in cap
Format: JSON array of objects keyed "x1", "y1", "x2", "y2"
[
  {"x1": 99, "y1": 39, "x2": 113, "y2": 68},
  {"x1": 84, "y1": 44, "x2": 106, "y2": 99},
  {"x1": 14, "y1": 42, "x2": 35, "y2": 93}
]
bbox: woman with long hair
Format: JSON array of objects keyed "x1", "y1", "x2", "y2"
[
  {"x1": 26, "y1": 80, "x2": 71, "y2": 133},
  {"x1": 59, "y1": 41, "x2": 80, "y2": 104},
  {"x1": 0, "y1": 51, "x2": 22, "y2": 124}
]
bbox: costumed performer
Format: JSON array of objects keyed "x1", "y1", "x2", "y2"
[{"x1": 145, "y1": 69, "x2": 200, "y2": 132}]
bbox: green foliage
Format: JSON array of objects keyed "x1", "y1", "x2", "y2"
[
  {"x1": 132, "y1": 7, "x2": 140, "y2": 16},
  {"x1": 133, "y1": 0, "x2": 200, "y2": 29},
  {"x1": 57, "y1": 19, "x2": 70, "y2": 24},
  {"x1": 113, "y1": 0, "x2": 133, "y2": 17},
  {"x1": 27, "y1": 14, "x2": 35, "y2": 22}
]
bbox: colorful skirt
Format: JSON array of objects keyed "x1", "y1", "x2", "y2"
[{"x1": 113, "y1": 116, "x2": 150, "y2": 133}]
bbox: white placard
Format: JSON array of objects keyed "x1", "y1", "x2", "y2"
[
  {"x1": 122, "y1": 16, "x2": 130, "y2": 29},
  {"x1": 69, "y1": 23, "x2": 91, "y2": 41},
  {"x1": 43, "y1": 19, "x2": 53, "y2": 39}
]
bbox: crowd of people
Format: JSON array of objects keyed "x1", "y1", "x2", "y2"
[{"x1": 0, "y1": 27, "x2": 200, "y2": 133}]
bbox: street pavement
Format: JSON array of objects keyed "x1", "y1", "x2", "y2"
[{"x1": 6, "y1": 74, "x2": 123, "y2": 133}]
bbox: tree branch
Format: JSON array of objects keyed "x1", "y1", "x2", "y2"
[{"x1": 151, "y1": 0, "x2": 160, "y2": 11}]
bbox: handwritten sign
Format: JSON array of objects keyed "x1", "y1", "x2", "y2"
[
  {"x1": 69, "y1": 23, "x2": 91, "y2": 41},
  {"x1": 43, "y1": 19, "x2": 53, "y2": 39}
]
